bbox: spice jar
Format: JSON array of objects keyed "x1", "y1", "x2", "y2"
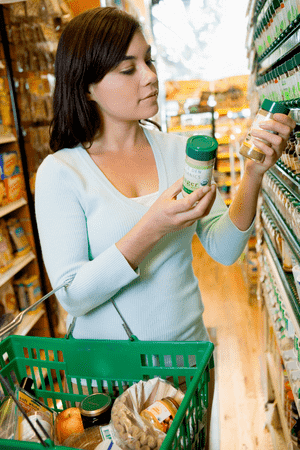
[
  {"x1": 80, "y1": 393, "x2": 112, "y2": 429},
  {"x1": 239, "y1": 99, "x2": 290, "y2": 163},
  {"x1": 140, "y1": 397, "x2": 179, "y2": 433},
  {"x1": 182, "y1": 135, "x2": 218, "y2": 197}
]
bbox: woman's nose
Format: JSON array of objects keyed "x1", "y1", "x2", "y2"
[{"x1": 140, "y1": 63, "x2": 157, "y2": 85}]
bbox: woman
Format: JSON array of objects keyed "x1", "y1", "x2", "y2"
[{"x1": 35, "y1": 6, "x2": 295, "y2": 446}]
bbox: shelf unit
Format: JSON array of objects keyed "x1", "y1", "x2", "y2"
[
  {"x1": 0, "y1": 3, "x2": 54, "y2": 338},
  {"x1": 247, "y1": 0, "x2": 300, "y2": 446}
]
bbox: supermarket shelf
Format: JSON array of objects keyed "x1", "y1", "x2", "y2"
[
  {"x1": 265, "y1": 352, "x2": 292, "y2": 446},
  {"x1": 262, "y1": 260, "x2": 300, "y2": 416},
  {"x1": 270, "y1": 163, "x2": 300, "y2": 203},
  {"x1": 0, "y1": 251, "x2": 35, "y2": 288},
  {"x1": 263, "y1": 231, "x2": 300, "y2": 334},
  {"x1": 0, "y1": 134, "x2": 16, "y2": 145},
  {"x1": 0, "y1": 197, "x2": 27, "y2": 218},
  {"x1": 262, "y1": 190, "x2": 300, "y2": 265},
  {"x1": 258, "y1": 15, "x2": 300, "y2": 70}
]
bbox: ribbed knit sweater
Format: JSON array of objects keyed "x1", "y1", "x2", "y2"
[{"x1": 35, "y1": 127, "x2": 254, "y2": 342}]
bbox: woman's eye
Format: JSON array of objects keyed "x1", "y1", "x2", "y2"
[
  {"x1": 146, "y1": 58, "x2": 155, "y2": 66},
  {"x1": 121, "y1": 68, "x2": 135, "y2": 75}
]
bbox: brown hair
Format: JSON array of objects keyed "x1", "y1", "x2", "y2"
[{"x1": 50, "y1": 7, "x2": 142, "y2": 152}]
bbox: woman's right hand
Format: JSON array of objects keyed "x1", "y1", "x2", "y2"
[
  {"x1": 144, "y1": 177, "x2": 217, "y2": 239},
  {"x1": 116, "y1": 177, "x2": 217, "y2": 271}
]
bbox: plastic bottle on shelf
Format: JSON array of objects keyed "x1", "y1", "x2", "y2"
[
  {"x1": 275, "y1": 66, "x2": 284, "y2": 101},
  {"x1": 293, "y1": 53, "x2": 300, "y2": 100},
  {"x1": 278, "y1": 0, "x2": 289, "y2": 34},
  {"x1": 283, "y1": 59, "x2": 295, "y2": 101},
  {"x1": 288, "y1": 0, "x2": 300, "y2": 22},
  {"x1": 287, "y1": 56, "x2": 297, "y2": 101},
  {"x1": 295, "y1": 131, "x2": 300, "y2": 164},
  {"x1": 279, "y1": 62, "x2": 288, "y2": 101},
  {"x1": 266, "y1": 8, "x2": 274, "y2": 47},
  {"x1": 273, "y1": 0, "x2": 282, "y2": 39}
]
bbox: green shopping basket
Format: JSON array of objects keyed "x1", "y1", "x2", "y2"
[{"x1": 0, "y1": 333, "x2": 214, "y2": 450}]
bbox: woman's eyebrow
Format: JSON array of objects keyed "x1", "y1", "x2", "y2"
[{"x1": 122, "y1": 45, "x2": 151, "y2": 61}]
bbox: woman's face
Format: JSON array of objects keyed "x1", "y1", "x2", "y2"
[{"x1": 88, "y1": 31, "x2": 159, "y2": 124}]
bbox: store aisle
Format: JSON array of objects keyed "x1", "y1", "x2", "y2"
[{"x1": 191, "y1": 235, "x2": 273, "y2": 450}]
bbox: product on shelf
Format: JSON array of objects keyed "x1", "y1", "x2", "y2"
[
  {"x1": 13, "y1": 277, "x2": 28, "y2": 311},
  {"x1": 3, "y1": 173, "x2": 23, "y2": 204},
  {"x1": 0, "y1": 151, "x2": 19, "y2": 180},
  {"x1": 13, "y1": 273, "x2": 42, "y2": 311},
  {"x1": 7, "y1": 218, "x2": 31, "y2": 256},
  {"x1": 0, "y1": 219, "x2": 14, "y2": 272},
  {"x1": 0, "y1": 281, "x2": 19, "y2": 316}
]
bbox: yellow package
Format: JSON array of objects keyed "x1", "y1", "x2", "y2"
[
  {"x1": 14, "y1": 386, "x2": 56, "y2": 443},
  {"x1": 0, "y1": 152, "x2": 18, "y2": 179},
  {"x1": 4, "y1": 174, "x2": 23, "y2": 203},
  {"x1": 23, "y1": 275, "x2": 42, "y2": 308},
  {"x1": 7, "y1": 218, "x2": 30, "y2": 255},
  {"x1": 0, "y1": 219, "x2": 14, "y2": 270},
  {"x1": 0, "y1": 181, "x2": 6, "y2": 206},
  {"x1": 0, "y1": 281, "x2": 19, "y2": 315}
]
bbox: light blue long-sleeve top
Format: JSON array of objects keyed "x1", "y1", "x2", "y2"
[{"x1": 35, "y1": 127, "x2": 254, "y2": 342}]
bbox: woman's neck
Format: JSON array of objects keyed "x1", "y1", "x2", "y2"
[{"x1": 87, "y1": 121, "x2": 146, "y2": 156}]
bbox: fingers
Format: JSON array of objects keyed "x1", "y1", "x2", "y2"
[
  {"x1": 182, "y1": 184, "x2": 217, "y2": 218},
  {"x1": 251, "y1": 129, "x2": 282, "y2": 146},
  {"x1": 176, "y1": 184, "x2": 214, "y2": 211},
  {"x1": 273, "y1": 113, "x2": 296, "y2": 133},
  {"x1": 256, "y1": 113, "x2": 296, "y2": 140},
  {"x1": 251, "y1": 138, "x2": 282, "y2": 162},
  {"x1": 162, "y1": 177, "x2": 184, "y2": 199}
]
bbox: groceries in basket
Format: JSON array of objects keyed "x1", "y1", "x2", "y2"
[
  {"x1": 0, "y1": 381, "x2": 56, "y2": 443},
  {"x1": 51, "y1": 377, "x2": 184, "y2": 449},
  {"x1": 56, "y1": 407, "x2": 84, "y2": 444},
  {"x1": 62, "y1": 423, "x2": 121, "y2": 450},
  {"x1": 110, "y1": 377, "x2": 185, "y2": 450}
]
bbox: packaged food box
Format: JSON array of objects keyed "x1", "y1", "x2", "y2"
[{"x1": 0, "y1": 152, "x2": 20, "y2": 180}]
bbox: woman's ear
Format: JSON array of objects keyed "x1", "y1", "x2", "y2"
[{"x1": 87, "y1": 85, "x2": 94, "y2": 101}]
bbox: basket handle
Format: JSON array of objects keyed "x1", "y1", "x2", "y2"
[{"x1": 65, "y1": 299, "x2": 137, "y2": 341}]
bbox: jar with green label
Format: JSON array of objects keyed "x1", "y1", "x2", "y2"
[
  {"x1": 182, "y1": 135, "x2": 218, "y2": 197},
  {"x1": 239, "y1": 99, "x2": 290, "y2": 163}
]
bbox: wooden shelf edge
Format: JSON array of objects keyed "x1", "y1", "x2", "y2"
[
  {"x1": 0, "y1": 197, "x2": 27, "y2": 218},
  {"x1": 0, "y1": 134, "x2": 16, "y2": 145},
  {"x1": 0, "y1": 251, "x2": 35, "y2": 288}
]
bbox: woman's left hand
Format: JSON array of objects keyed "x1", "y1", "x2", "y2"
[{"x1": 245, "y1": 113, "x2": 296, "y2": 177}]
